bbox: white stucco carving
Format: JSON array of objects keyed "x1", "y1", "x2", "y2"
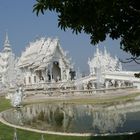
[
  {"x1": 88, "y1": 46, "x2": 122, "y2": 75},
  {"x1": 0, "y1": 33, "x2": 140, "y2": 92},
  {"x1": 18, "y1": 37, "x2": 73, "y2": 85},
  {"x1": 0, "y1": 33, "x2": 22, "y2": 88},
  {"x1": 11, "y1": 87, "x2": 23, "y2": 107}
]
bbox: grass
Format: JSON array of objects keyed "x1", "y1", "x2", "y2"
[
  {"x1": 0, "y1": 97, "x2": 11, "y2": 112},
  {"x1": 0, "y1": 96, "x2": 140, "y2": 140},
  {"x1": 0, "y1": 97, "x2": 89, "y2": 140}
]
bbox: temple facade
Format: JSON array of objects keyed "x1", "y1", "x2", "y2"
[
  {"x1": 18, "y1": 37, "x2": 73, "y2": 85},
  {"x1": 0, "y1": 33, "x2": 140, "y2": 91}
]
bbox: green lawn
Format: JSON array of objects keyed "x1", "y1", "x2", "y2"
[
  {"x1": 0, "y1": 97, "x2": 140, "y2": 140},
  {"x1": 0, "y1": 97, "x2": 11, "y2": 112}
]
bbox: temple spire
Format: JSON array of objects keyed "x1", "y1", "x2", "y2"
[
  {"x1": 96, "y1": 45, "x2": 100, "y2": 56},
  {"x1": 3, "y1": 32, "x2": 11, "y2": 52},
  {"x1": 104, "y1": 46, "x2": 107, "y2": 55}
]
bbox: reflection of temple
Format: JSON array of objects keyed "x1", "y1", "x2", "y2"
[
  {"x1": 2, "y1": 103, "x2": 132, "y2": 134},
  {"x1": 90, "y1": 107, "x2": 126, "y2": 133},
  {"x1": 3, "y1": 103, "x2": 75, "y2": 132},
  {"x1": 18, "y1": 37, "x2": 73, "y2": 85},
  {"x1": 71, "y1": 104, "x2": 126, "y2": 134}
]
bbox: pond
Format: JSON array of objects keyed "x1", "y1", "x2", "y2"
[{"x1": 2, "y1": 103, "x2": 140, "y2": 135}]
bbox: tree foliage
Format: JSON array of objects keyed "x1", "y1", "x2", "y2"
[{"x1": 33, "y1": 0, "x2": 140, "y2": 58}]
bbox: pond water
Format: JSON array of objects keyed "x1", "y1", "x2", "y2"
[{"x1": 2, "y1": 103, "x2": 140, "y2": 134}]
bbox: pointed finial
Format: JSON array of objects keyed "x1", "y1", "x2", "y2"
[
  {"x1": 104, "y1": 46, "x2": 107, "y2": 55},
  {"x1": 96, "y1": 45, "x2": 100, "y2": 56},
  {"x1": 5, "y1": 32, "x2": 10, "y2": 45},
  {"x1": 3, "y1": 31, "x2": 11, "y2": 52}
]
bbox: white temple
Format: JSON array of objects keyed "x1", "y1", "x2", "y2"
[
  {"x1": 88, "y1": 47, "x2": 122, "y2": 75},
  {"x1": 0, "y1": 33, "x2": 18, "y2": 88},
  {"x1": 18, "y1": 37, "x2": 73, "y2": 85},
  {"x1": 0, "y1": 33, "x2": 140, "y2": 95}
]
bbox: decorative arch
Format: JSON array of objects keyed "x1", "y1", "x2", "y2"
[{"x1": 52, "y1": 61, "x2": 61, "y2": 81}]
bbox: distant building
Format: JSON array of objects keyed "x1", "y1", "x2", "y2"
[
  {"x1": 0, "y1": 33, "x2": 18, "y2": 88},
  {"x1": 88, "y1": 47, "x2": 122, "y2": 75},
  {"x1": 18, "y1": 37, "x2": 73, "y2": 85}
]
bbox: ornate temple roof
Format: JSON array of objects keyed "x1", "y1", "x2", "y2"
[
  {"x1": 88, "y1": 47, "x2": 122, "y2": 74},
  {"x1": 18, "y1": 37, "x2": 71, "y2": 70}
]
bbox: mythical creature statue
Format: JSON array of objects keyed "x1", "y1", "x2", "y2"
[{"x1": 11, "y1": 87, "x2": 24, "y2": 107}]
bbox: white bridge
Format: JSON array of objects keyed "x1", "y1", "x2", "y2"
[
  {"x1": 104, "y1": 71, "x2": 139, "y2": 82},
  {"x1": 76, "y1": 71, "x2": 140, "y2": 89}
]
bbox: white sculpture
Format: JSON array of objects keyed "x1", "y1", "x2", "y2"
[
  {"x1": 41, "y1": 134, "x2": 44, "y2": 140},
  {"x1": 13, "y1": 128, "x2": 18, "y2": 140},
  {"x1": 88, "y1": 46, "x2": 122, "y2": 75},
  {"x1": 0, "y1": 33, "x2": 23, "y2": 89},
  {"x1": 11, "y1": 87, "x2": 23, "y2": 107}
]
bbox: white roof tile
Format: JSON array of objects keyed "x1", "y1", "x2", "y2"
[{"x1": 18, "y1": 37, "x2": 71, "y2": 69}]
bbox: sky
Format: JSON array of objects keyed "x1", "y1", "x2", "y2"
[{"x1": 0, "y1": 0, "x2": 139, "y2": 73}]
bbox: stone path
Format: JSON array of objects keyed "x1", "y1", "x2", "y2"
[{"x1": 23, "y1": 88, "x2": 140, "y2": 104}]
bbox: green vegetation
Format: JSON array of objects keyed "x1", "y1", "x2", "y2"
[
  {"x1": 1, "y1": 97, "x2": 88, "y2": 140},
  {"x1": 33, "y1": 0, "x2": 140, "y2": 62},
  {"x1": 0, "y1": 97, "x2": 11, "y2": 112},
  {"x1": 0, "y1": 96, "x2": 140, "y2": 140}
]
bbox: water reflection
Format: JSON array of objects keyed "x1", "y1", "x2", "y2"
[
  {"x1": 91, "y1": 109, "x2": 126, "y2": 133},
  {"x1": 2, "y1": 103, "x2": 140, "y2": 134}
]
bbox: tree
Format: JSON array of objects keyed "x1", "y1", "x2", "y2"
[{"x1": 33, "y1": 0, "x2": 140, "y2": 62}]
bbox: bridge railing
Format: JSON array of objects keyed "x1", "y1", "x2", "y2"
[{"x1": 24, "y1": 83, "x2": 137, "y2": 97}]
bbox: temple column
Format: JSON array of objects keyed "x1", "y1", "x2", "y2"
[
  {"x1": 59, "y1": 59, "x2": 63, "y2": 81},
  {"x1": 66, "y1": 69, "x2": 70, "y2": 80},
  {"x1": 49, "y1": 64, "x2": 53, "y2": 82},
  {"x1": 105, "y1": 80, "x2": 109, "y2": 88},
  {"x1": 59, "y1": 66, "x2": 62, "y2": 81},
  {"x1": 117, "y1": 81, "x2": 121, "y2": 87},
  {"x1": 60, "y1": 66, "x2": 66, "y2": 81}
]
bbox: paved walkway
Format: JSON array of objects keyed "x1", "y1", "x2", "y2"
[{"x1": 23, "y1": 88, "x2": 140, "y2": 104}]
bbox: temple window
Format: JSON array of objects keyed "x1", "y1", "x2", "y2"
[
  {"x1": 53, "y1": 61, "x2": 59, "y2": 65},
  {"x1": 69, "y1": 70, "x2": 76, "y2": 80},
  {"x1": 29, "y1": 77, "x2": 31, "y2": 83},
  {"x1": 34, "y1": 76, "x2": 36, "y2": 83},
  {"x1": 24, "y1": 78, "x2": 26, "y2": 84}
]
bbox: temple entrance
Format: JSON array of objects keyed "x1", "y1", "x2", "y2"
[
  {"x1": 36, "y1": 70, "x2": 44, "y2": 82},
  {"x1": 52, "y1": 61, "x2": 61, "y2": 82}
]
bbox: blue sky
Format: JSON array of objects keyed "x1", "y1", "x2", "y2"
[{"x1": 0, "y1": 0, "x2": 139, "y2": 73}]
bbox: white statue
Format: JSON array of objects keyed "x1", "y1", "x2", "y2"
[
  {"x1": 11, "y1": 87, "x2": 23, "y2": 107},
  {"x1": 88, "y1": 46, "x2": 122, "y2": 74}
]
